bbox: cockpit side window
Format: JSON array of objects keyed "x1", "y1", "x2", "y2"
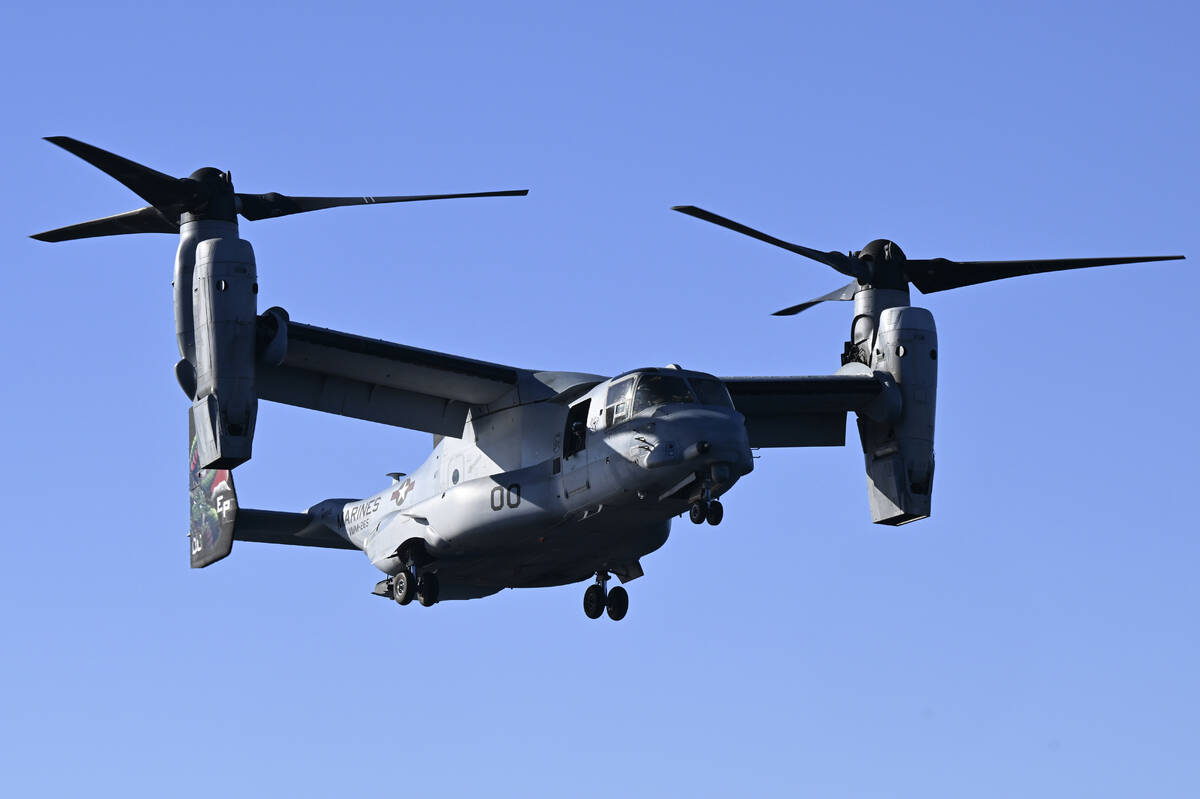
[
  {"x1": 605, "y1": 377, "x2": 634, "y2": 427},
  {"x1": 632, "y1": 374, "x2": 696, "y2": 414},
  {"x1": 689, "y1": 377, "x2": 734, "y2": 408}
]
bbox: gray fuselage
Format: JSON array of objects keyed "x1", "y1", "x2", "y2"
[{"x1": 326, "y1": 367, "x2": 753, "y2": 600}]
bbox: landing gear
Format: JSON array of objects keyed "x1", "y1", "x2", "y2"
[
  {"x1": 392, "y1": 570, "x2": 414, "y2": 605},
  {"x1": 689, "y1": 475, "x2": 724, "y2": 525},
  {"x1": 582, "y1": 571, "x2": 629, "y2": 621},
  {"x1": 690, "y1": 499, "x2": 723, "y2": 525},
  {"x1": 583, "y1": 584, "x2": 606, "y2": 619},
  {"x1": 417, "y1": 573, "x2": 440, "y2": 607},
  {"x1": 606, "y1": 586, "x2": 628, "y2": 621}
]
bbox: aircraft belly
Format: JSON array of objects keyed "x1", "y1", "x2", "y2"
[
  {"x1": 434, "y1": 516, "x2": 672, "y2": 590},
  {"x1": 367, "y1": 439, "x2": 745, "y2": 591},
  {"x1": 430, "y1": 482, "x2": 673, "y2": 584}
]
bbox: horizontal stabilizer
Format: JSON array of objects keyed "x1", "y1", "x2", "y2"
[
  {"x1": 234, "y1": 509, "x2": 358, "y2": 550},
  {"x1": 190, "y1": 413, "x2": 358, "y2": 565}
]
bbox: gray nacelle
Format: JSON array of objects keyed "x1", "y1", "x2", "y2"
[
  {"x1": 855, "y1": 306, "x2": 937, "y2": 525},
  {"x1": 179, "y1": 227, "x2": 260, "y2": 469}
]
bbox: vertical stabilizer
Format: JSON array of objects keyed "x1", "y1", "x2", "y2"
[{"x1": 189, "y1": 412, "x2": 238, "y2": 567}]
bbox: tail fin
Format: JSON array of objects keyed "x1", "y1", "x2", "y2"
[{"x1": 190, "y1": 412, "x2": 238, "y2": 567}]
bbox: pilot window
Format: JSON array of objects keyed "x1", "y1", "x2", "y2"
[
  {"x1": 632, "y1": 374, "x2": 696, "y2": 415},
  {"x1": 689, "y1": 377, "x2": 734, "y2": 408},
  {"x1": 605, "y1": 378, "x2": 634, "y2": 427}
]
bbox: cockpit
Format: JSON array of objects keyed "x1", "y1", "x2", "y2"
[{"x1": 603, "y1": 369, "x2": 733, "y2": 427}]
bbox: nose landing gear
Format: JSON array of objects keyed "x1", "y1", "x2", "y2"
[
  {"x1": 689, "y1": 475, "x2": 725, "y2": 525},
  {"x1": 583, "y1": 582, "x2": 605, "y2": 619},
  {"x1": 606, "y1": 585, "x2": 628, "y2": 621},
  {"x1": 582, "y1": 571, "x2": 630, "y2": 621},
  {"x1": 689, "y1": 499, "x2": 723, "y2": 525}
]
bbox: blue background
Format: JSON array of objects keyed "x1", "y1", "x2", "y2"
[{"x1": 2, "y1": 1, "x2": 1196, "y2": 796}]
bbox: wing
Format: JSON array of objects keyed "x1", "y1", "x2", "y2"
[
  {"x1": 721, "y1": 374, "x2": 891, "y2": 448},
  {"x1": 256, "y1": 313, "x2": 526, "y2": 437}
]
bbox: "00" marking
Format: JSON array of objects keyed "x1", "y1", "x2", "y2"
[{"x1": 490, "y1": 484, "x2": 521, "y2": 511}]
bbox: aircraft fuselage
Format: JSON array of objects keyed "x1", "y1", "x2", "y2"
[{"x1": 333, "y1": 367, "x2": 753, "y2": 600}]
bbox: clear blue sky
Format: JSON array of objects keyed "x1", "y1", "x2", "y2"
[{"x1": 2, "y1": 1, "x2": 1196, "y2": 796}]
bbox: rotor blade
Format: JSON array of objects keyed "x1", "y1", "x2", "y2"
[
  {"x1": 906, "y1": 254, "x2": 1185, "y2": 294},
  {"x1": 44, "y1": 137, "x2": 186, "y2": 210},
  {"x1": 30, "y1": 205, "x2": 179, "y2": 242},
  {"x1": 672, "y1": 205, "x2": 858, "y2": 277},
  {"x1": 237, "y1": 189, "x2": 530, "y2": 221},
  {"x1": 772, "y1": 281, "x2": 860, "y2": 316}
]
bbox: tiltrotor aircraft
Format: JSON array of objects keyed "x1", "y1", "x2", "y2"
[{"x1": 33, "y1": 137, "x2": 1183, "y2": 620}]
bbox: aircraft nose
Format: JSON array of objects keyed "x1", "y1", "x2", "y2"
[{"x1": 637, "y1": 409, "x2": 751, "y2": 472}]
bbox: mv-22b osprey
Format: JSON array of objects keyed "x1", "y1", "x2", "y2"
[{"x1": 34, "y1": 137, "x2": 1183, "y2": 620}]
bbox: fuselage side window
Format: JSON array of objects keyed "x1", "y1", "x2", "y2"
[
  {"x1": 605, "y1": 378, "x2": 634, "y2": 427},
  {"x1": 563, "y1": 399, "x2": 591, "y2": 458},
  {"x1": 632, "y1": 374, "x2": 696, "y2": 415},
  {"x1": 689, "y1": 377, "x2": 734, "y2": 408}
]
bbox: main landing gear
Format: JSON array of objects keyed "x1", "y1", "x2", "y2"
[
  {"x1": 392, "y1": 570, "x2": 414, "y2": 605},
  {"x1": 390, "y1": 567, "x2": 439, "y2": 607},
  {"x1": 583, "y1": 571, "x2": 628, "y2": 621}
]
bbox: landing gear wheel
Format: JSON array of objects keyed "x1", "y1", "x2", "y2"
[
  {"x1": 606, "y1": 586, "x2": 629, "y2": 621},
  {"x1": 689, "y1": 502, "x2": 706, "y2": 524},
  {"x1": 392, "y1": 571, "x2": 414, "y2": 605},
  {"x1": 583, "y1": 584, "x2": 606, "y2": 619},
  {"x1": 417, "y1": 573, "x2": 440, "y2": 607},
  {"x1": 706, "y1": 500, "x2": 724, "y2": 526}
]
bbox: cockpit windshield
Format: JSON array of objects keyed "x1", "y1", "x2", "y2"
[
  {"x1": 688, "y1": 377, "x2": 733, "y2": 408},
  {"x1": 632, "y1": 374, "x2": 696, "y2": 414}
]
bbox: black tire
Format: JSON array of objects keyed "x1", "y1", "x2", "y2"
[
  {"x1": 706, "y1": 500, "x2": 724, "y2": 526},
  {"x1": 393, "y1": 570, "x2": 414, "y2": 606},
  {"x1": 689, "y1": 502, "x2": 706, "y2": 524},
  {"x1": 606, "y1": 586, "x2": 629, "y2": 621},
  {"x1": 417, "y1": 573, "x2": 440, "y2": 607},
  {"x1": 583, "y1": 584, "x2": 606, "y2": 619}
]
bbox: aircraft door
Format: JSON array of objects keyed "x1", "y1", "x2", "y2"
[{"x1": 561, "y1": 398, "x2": 591, "y2": 497}]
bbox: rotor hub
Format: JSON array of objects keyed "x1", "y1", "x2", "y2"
[
  {"x1": 856, "y1": 239, "x2": 908, "y2": 289},
  {"x1": 179, "y1": 167, "x2": 237, "y2": 223}
]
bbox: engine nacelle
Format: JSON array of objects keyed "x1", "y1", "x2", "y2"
[
  {"x1": 189, "y1": 236, "x2": 258, "y2": 469},
  {"x1": 857, "y1": 306, "x2": 937, "y2": 525}
]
